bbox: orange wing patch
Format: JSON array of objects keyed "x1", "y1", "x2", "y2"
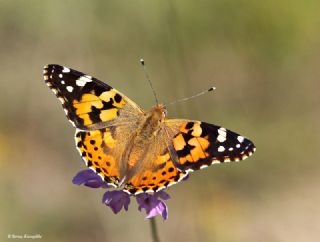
[
  {"x1": 75, "y1": 129, "x2": 120, "y2": 186},
  {"x1": 123, "y1": 153, "x2": 188, "y2": 194},
  {"x1": 177, "y1": 137, "x2": 210, "y2": 165},
  {"x1": 73, "y1": 90, "x2": 125, "y2": 126},
  {"x1": 173, "y1": 121, "x2": 210, "y2": 165},
  {"x1": 179, "y1": 121, "x2": 203, "y2": 136}
]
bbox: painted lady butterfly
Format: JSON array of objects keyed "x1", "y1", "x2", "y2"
[{"x1": 44, "y1": 64, "x2": 256, "y2": 195}]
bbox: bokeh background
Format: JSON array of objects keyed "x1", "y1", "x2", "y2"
[{"x1": 1, "y1": 1, "x2": 319, "y2": 241}]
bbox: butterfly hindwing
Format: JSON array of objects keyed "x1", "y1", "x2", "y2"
[
  {"x1": 75, "y1": 128, "x2": 121, "y2": 186},
  {"x1": 44, "y1": 64, "x2": 143, "y2": 130},
  {"x1": 74, "y1": 117, "x2": 145, "y2": 188},
  {"x1": 122, "y1": 145, "x2": 188, "y2": 194},
  {"x1": 166, "y1": 120, "x2": 256, "y2": 171}
]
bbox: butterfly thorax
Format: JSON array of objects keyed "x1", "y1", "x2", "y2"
[
  {"x1": 119, "y1": 104, "x2": 167, "y2": 185},
  {"x1": 140, "y1": 104, "x2": 166, "y2": 136}
]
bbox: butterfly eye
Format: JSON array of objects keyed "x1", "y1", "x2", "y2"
[{"x1": 163, "y1": 109, "x2": 167, "y2": 117}]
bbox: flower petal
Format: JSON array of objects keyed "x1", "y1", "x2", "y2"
[
  {"x1": 136, "y1": 192, "x2": 170, "y2": 220},
  {"x1": 102, "y1": 190, "x2": 131, "y2": 214},
  {"x1": 72, "y1": 169, "x2": 110, "y2": 188},
  {"x1": 145, "y1": 200, "x2": 168, "y2": 220}
]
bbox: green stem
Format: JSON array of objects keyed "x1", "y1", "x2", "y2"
[{"x1": 149, "y1": 217, "x2": 160, "y2": 242}]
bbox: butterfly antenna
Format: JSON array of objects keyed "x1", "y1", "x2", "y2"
[
  {"x1": 140, "y1": 59, "x2": 159, "y2": 105},
  {"x1": 165, "y1": 86, "x2": 216, "y2": 106}
]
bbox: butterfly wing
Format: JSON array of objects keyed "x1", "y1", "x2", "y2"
[
  {"x1": 44, "y1": 64, "x2": 145, "y2": 187},
  {"x1": 122, "y1": 127, "x2": 188, "y2": 194},
  {"x1": 44, "y1": 64, "x2": 143, "y2": 130},
  {"x1": 75, "y1": 124, "x2": 139, "y2": 187},
  {"x1": 122, "y1": 119, "x2": 255, "y2": 194},
  {"x1": 165, "y1": 119, "x2": 256, "y2": 171}
]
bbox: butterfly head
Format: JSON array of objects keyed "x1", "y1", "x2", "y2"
[
  {"x1": 144, "y1": 104, "x2": 167, "y2": 129},
  {"x1": 150, "y1": 104, "x2": 167, "y2": 121}
]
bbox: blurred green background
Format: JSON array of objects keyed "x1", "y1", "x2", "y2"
[{"x1": 0, "y1": 1, "x2": 319, "y2": 241}]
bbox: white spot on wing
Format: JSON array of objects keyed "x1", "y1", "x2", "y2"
[
  {"x1": 229, "y1": 147, "x2": 233, "y2": 151},
  {"x1": 200, "y1": 164, "x2": 208, "y2": 169},
  {"x1": 59, "y1": 74, "x2": 63, "y2": 78},
  {"x1": 236, "y1": 144, "x2": 241, "y2": 148},
  {"x1": 242, "y1": 155, "x2": 248, "y2": 160},
  {"x1": 185, "y1": 168, "x2": 194, "y2": 173},
  {"x1": 224, "y1": 158, "x2": 231, "y2": 163},
  {"x1": 107, "y1": 183, "x2": 117, "y2": 188},
  {"x1": 62, "y1": 67, "x2": 70, "y2": 73},
  {"x1": 76, "y1": 75, "x2": 92, "y2": 86},
  {"x1": 237, "y1": 136, "x2": 244, "y2": 143},
  {"x1": 217, "y1": 134, "x2": 226, "y2": 143},
  {"x1": 58, "y1": 97, "x2": 65, "y2": 104},
  {"x1": 217, "y1": 127, "x2": 227, "y2": 142},
  {"x1": 218, "y1": 146, "x2": 225, "y2": 152},
  {"x1": 98, "y1": 173, "x2": 104, "y2": 181},
  {"x1": 61, "y1": 80, "x2": 65, "y2": 84},
  {"x1": 156, "y1": 186, "x2": 166, "y2": 193},
  {"x1": 123, "y1": 189, "x2": 131, "y2": 195},
  {"x1": 69, "y1": 120, "x2": 76, "y2": 127},
  {"x1": 80, "y1": 75, "x2": 92, "y2": 82},
  {"x1": 76, "y1": 79, "x2": 86, "y2": 87},
  {"x1": 167, "y1": 181, "x2": 177, "y2": 188},
  {"x1": 212, "y1": 159, "x2": 220, "y2": 164},
  {"x1": 66, "y1": 86, "x2": 73, "y2": 92},
  {"x1": 178, "y1": 173, "x2": 189, "y2": 182}
]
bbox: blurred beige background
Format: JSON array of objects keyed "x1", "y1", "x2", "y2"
[{"x1": 0, "y1": 1, "x2": 319, "y2": 242}]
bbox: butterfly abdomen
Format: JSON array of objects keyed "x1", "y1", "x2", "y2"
[{"x1": 119, "y1": 105, "x2": 167, "y2": 181}]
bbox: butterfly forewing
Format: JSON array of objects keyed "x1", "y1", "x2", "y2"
[
  {"x1": 44, "y1": 64, "x2": 143, "y2": 130},
  {"x1": 165, "y1": 120, "x2": 256, "y2": 171}
]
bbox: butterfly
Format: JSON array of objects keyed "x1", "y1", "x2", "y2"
[{"x1": 44, "y1": 64, "x2": 256, "y2": 195}]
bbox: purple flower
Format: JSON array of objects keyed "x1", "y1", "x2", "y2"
[
  {"x1": 72, "y1": 169, "x2": 110, "y2": 188},
  {"x1": 72, "y1": 169, "x2": 172, "y2": 220},
  {"x1": 136, "y1": 191, "x2": 170, "y2": 220},
  {"x1": 102, "y1": 190, "x2": 130, "y2": 214}
]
